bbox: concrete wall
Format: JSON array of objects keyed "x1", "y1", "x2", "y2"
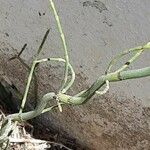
[{"x1": 0, "y1": 0, "x2": 150, "y2": 149}]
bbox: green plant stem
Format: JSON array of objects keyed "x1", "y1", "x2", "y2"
[
  {"x1": 19, "y1": 29, "x2": 50, "y2": 114},
  {"x1": 105, "y1": 42, "x2": 150, "y2": 74},
  {"x1": 7, "y1": 92, "x2": 55, "y2": 121},
  {"x1": 19, "y1": 61, "x2": 37, "y2": 114},
  {"x1": 4, "y1": 57, "x2": 75, "y2": 121},
  {"x1": 58, "y1": 66, "x2": 150, "y2": 105},
  {"x1": 115, "y1": 49, "x2": 144, "y2": 73},
  {"x1": 35, "y1": 57, "x2": 75, "y2": 92},
  {"x1": 1, "y1": 66, "x2": 149, "y2": 141},
  {"x1": 105, "y1": 47, "x2": 141, "y2": 74},
  {"x1": 49, "y1": 0, "x2": 70, "y2": 91}
]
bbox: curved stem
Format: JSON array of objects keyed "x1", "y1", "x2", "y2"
[
  {"x1": 81, "y1": 66, "x2": 150, "y2": 99},
  {"x1": 115, "y1": 49, "x2": 144, "y2": 73},
  {"x1": 105, "y1": 42, "x2": 150, "y2": 74},
  {"x1": 7, "y1": 92, "x2": 55, "y2": 121},
  {"x1": 58, "y1": 67, "x2": 150, "y2": 105},
  {"x1": 35, "y1": 57, "x2": 75, "y2": 93}
]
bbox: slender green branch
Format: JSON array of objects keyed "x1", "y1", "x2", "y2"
[
  {"x1": 35, "y1": 57, "x2": 75, "y2": 92},
  {"x1": 19, "y1": 61, "x2": 37, "y2": 114},
  {"x1": 7, "y1": 92, "x2": 55, "y2": 121},
  {"x1": 82, "y1": 66, "x2": 150, "y2": 99},
  {"x1": 19, "y1": 29, "x2": 50, "y2": 114},
  {"x1": 9, "y1": 44, "x2": 38, "y2": 103},
  {"x1": 49, "y1": 0, "x2": 70, "y2": 91},
  {"x1": 42, "y1": 105, "x2": 58, "y2": 113},
  {"x1": 105, "y1": 42, "x2": 150, "y2": 74},
  {"x1": 115, "y1": 49, "x2": 144, "y2": 73},
  {"x1": 105, "y1": 46, "x2": 141, "y2": 74},
  {"x1": 58, "y1": 66, "x2": 150, "y2": 105}
]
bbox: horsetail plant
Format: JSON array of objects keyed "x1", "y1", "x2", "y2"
[{"x1": 0, "y1": 0, "x2": 150, "y2": 148}]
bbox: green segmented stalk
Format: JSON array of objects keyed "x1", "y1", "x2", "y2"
[
  {"x1": 35, "y1": 57, "x2": 75, "y2": 93},
  {"x1": 58, "y1": 66, "x2": 150, "y2": 105},
  {"x1": 105, "y1": 42, "x2": 150, "y2": 74},
  {"x1": 49, "y1": 0, "x2": 70, "y2": 91},
  {"x1": 19, "y1": 29, "x2": 50, "y2": 114},
  {"x1": 115, "y1": 49, "x2": 144, "y2": 73},
  {"x1": 7, "y1": 92, "x2": 55, "y2": 121}
]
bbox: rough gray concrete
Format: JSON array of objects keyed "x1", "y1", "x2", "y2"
[{"x1": 0, "y1": 0, "x2": 150, "y2": 149}]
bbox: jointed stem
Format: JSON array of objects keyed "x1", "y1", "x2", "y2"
[
  {"x1": 7, "y1": 92, "x2": 55, "y2": 121},
  {"x1": 35, "y1": 57, "x2": 75, "y2": 93},
  {"x1": 105, "y1": 42, "x2": 150, "y2": 74},
  {"x1": 115, "y1": 49, "x2": 144, "y2": 73},
  {"x1": 58, "y1": 66, "x2": 150, "y2": 105},
  {"x1": 19, "y1": 29, "x2": 50, "y2": 114},
  {"x1": 49, "y1": 0, "x2": 70, "y2": 91},
  {"x1": 19, "y1": 61, "x2": 37, "y2": 114}
]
